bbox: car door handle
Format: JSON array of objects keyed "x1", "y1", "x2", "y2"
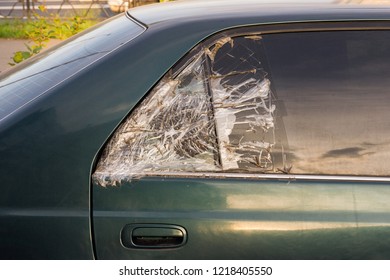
[{"x1": 121, "y1": 224, "x2": 187, "y2": 249}]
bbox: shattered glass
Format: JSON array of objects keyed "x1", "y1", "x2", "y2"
[
  {"x1": 93, "y1": 54, "x2": 219, "y2": 186},
  {"x1": 209, "y1": 36, "x2": 275, "y2": 171},
  {"x1": 93, "y1": 34, "x2": 277, "y2": 186}
]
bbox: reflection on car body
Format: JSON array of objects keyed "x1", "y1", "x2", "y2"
[{"x1": 2, "y1": 0, "x2": 390, "y2": 259}]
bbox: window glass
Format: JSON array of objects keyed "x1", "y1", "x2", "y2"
[
  {"x1": 264, "y1": 30, "x2": 390, "y2": 176},
  {"x1": 93, "y1": 29, "x2": 390, "y2": 186}
]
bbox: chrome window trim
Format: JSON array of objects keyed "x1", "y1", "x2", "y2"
[{"x1": 142, "y1": 172, "x2": 390, "y2": 183}]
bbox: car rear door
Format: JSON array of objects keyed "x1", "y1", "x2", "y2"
[{"x1": 92, "y1": 22, "x2": 390, "y2": 259}]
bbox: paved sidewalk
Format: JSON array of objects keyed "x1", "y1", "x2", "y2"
[
  {"x1": 0, "y1": 38, "x2": 28, "y2": 73},
  {"x1": 0, "y1": 38, "x2": 61, "y2": 74}
]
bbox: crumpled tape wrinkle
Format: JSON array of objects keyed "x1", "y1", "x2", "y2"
[{"x1": 93, "y1": 35, "x2": 276, "y2": 186}]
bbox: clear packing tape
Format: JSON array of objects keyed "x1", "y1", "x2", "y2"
[{"x1": 93, "y1": 36, "x2": 277, "y2": 186}]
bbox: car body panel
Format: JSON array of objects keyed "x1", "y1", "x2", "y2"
[{"x1": 1, "y1": 0, "x2": 390, "y2": 259}]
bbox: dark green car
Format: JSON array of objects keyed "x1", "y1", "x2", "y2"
[{"x1": 2, "y1": 0, "x2": 390, "y2": 259}]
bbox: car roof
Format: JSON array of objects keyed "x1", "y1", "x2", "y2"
[{"x1": 130, "y1": 0, "x2": 390, "y2": 27}]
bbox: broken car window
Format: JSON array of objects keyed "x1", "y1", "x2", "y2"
[
  {"x1": 93, "y1": 34, "x2": 276, "y2": 186},
  {"x1": 93, "y1": 29, "x2": 390, "y2": 186},
  {"x1": 209, "y1": 36, "x2": 276, "y2": 172},
  {"x1": 93, "y1": 54, "x2": 219, "y2": 186}
]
